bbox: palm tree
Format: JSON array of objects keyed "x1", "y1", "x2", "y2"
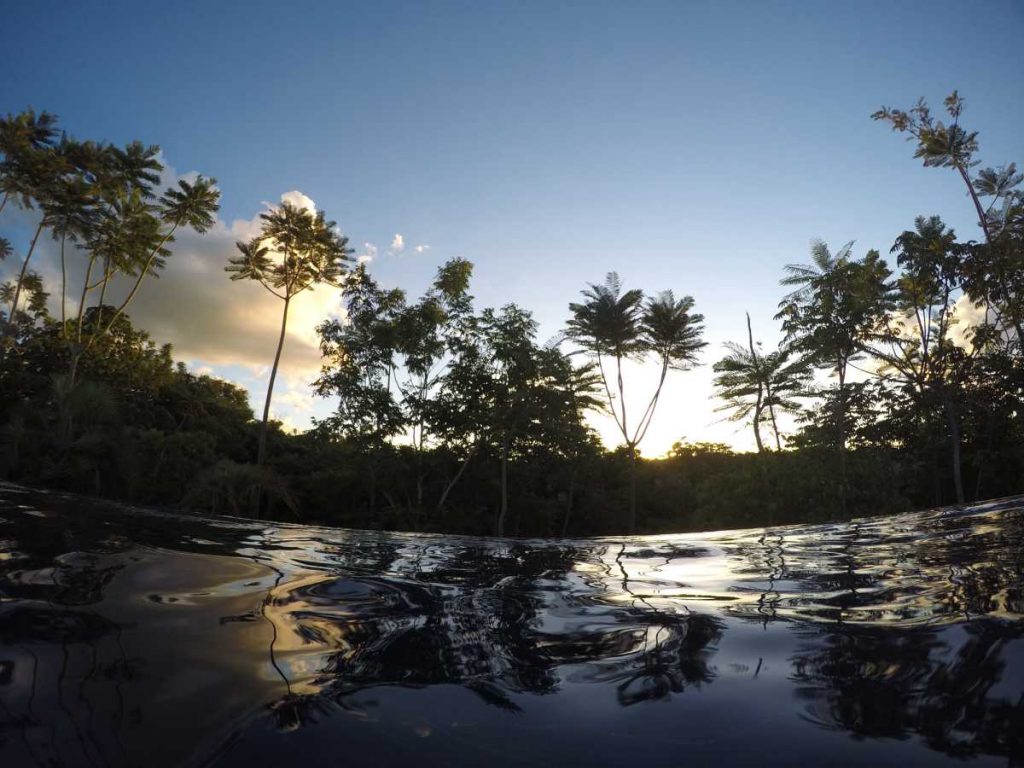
[
  {"x1": 713, "y1": 313, "x2": 808, "y2": 452},
  {"x1": 66, "y1": 153, "x2": 219, "y2": 385},
  {"x1": 1, "y1": 113, "x2": 221, "y2": 383},
  {"x1": 0, "y1": 109, "x2": 59, "y2": 216},
  {"x1": 568, "y1": 273, "x2": 705, "y2": 533},
  {"x1": 874, "y1": 91, "x2": 1024, "y2": 349},
  {"x1": 99, "y1": 175, "x2": 220, "y2": 331},
  {"x1": 761, "y1": 347, "x2": 809, "y2": 450},
  {"x1": 874, "y1": 92, "x2": 988, "y2": 238},
  {"x1": 228, "y1": 201, "x2": 353, "y2": 473}
]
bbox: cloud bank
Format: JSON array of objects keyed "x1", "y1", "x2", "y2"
[{"x1": 1, "y1": 168, "x2": 351, "y2": 426}]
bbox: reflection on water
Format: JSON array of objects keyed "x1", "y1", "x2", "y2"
[{"x1": 0, "y1": 484, "x2": 1022, "y2": 766}]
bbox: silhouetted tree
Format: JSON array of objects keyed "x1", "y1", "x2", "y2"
[
  {"x1": 713, "y1": 312, "x2": 809, "y2": 452},
  {"x1": 777, "y1": 241, "x2": 890, "y2": 509},
  {"x1": 568, "y1": 273, "x2": 705, "y2": 532},
  {"x1": 228, "y1": 201, "x2": 352, "y2": 474}
]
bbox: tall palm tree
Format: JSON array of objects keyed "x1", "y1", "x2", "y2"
[
  {"x1": 568, "y1": 273, "x2": 705, "y2": 533},
  {"x1": 228, "y1": 201, "x2": 353, "y2": 472}
]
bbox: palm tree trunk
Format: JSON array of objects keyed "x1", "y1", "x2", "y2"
[{"x1": 258, "y1": 295, "x2": 291, "y2": 470}]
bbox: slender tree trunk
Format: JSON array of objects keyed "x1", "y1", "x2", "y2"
[
  {"x1": 0, "y1": 191, "x2": 9, "y2": 217},
  {"x1": 92, "y1": 258, "x2": 111, "y2": 336},
  {"x1": 59, "y1": 233, "x2": 67, "y2": 331},
  {"x1": 769, "y1": 404, "x2": 782, "y2": 451},
  {"x1": 956, "y1": 163, "x2": 992, "y2": 244},
  {"x1": 616, "y1": 354, "x2": 628, "y2": 438},
  {"x1": 627, "y1": 443, "x2": 637, "y2": 535},
  {"x1": 974, "y1": 405, "x2": 995, "y2": 501},
  {"x1": 415, "y1": 419, "x2": 425, "y2": 509},
  {"x1": 65, "y1": 257, "x2": 99, "y2": 390},
  {"x1": 954, "y1": 162, "x2": 1024, "y2": 342},
  {"x1": 752, "y1": 407, "x2": 765, "y2": 454},
  {"x1": 837, "y1": 362, "x2": 848, "y2": 515},
  {"x1": 100, "y1": 226, "x2": 178, "y2": 337},
  {"x1": 368, "y1": 457, "x2": 378, "y2": 525},
  {"x1": 746, "y1": 314, "x2": 765, "y2": 454},
  {"x1": 4, "y1": 220, "x2": 44, "y2": 332},
  {"x1": 436, "y1": 442, "x2": 477, "y2": 512},
  {"x1": 561, "y1": 464, "x2": 577, "y2": 537},
  {"x1": 68, "y1": 351, "x2": 81, "y2": 389},
  {"x1": 497, "y1": 433, "x2": 510, "y2": 536},
  {"x1": 75, "y1": 256, "x2": 95, "y2": 345},
  {"x1": 943, "y1": 392, "x2": 965, "y2": 504},
  {"x1": 258, "y1": 295, "x2": 291, "y2": 471}
]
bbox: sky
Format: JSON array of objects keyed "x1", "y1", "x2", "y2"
[{"x1": 3, "y1": 0, "x2": 1024, "y2": 454}]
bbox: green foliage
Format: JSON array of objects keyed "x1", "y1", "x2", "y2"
[
  {"x1": 183, "y1": 460, "x2": 298, "y2": 518},
  {"x1": 1, "y1": 95, "x2": 1022, "y2": 538}
]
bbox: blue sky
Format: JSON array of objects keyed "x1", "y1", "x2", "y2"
[{"x1": 3, "y1": 0, "x2": 1023, "y2": 452}]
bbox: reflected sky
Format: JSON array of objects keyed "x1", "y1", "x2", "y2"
[{"x1": 0, "y1": 484, "x2": 1022, "y2": 766}]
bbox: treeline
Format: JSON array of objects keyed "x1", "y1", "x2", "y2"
[{"x1": 1, "y1": 92, "x2": 1022, "y2": 536}]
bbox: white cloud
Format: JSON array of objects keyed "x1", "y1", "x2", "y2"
[
  {"x1": 277, "y1": 386, "x2": 313, "y2": 414},
  {"x1": 390, "y1": 233, "x2": 405, "y2": 253},
  {"x1": 280, "y1": 190, "x2": 316, "y2": 213},
  {"x1": 357, "y1": 242, "x2": 378, "y2": 264},
  {"x1": 414, "y1": 244, "x2": 430, "y2": 253},
  {"x1": 6, "y1": 178, "x2": 344, "y2": 415}
]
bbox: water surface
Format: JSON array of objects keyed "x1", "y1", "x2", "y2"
[{"x1": 1, "y1": 484, "x2": 1022, "y2": 766}]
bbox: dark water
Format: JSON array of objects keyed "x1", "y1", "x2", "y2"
[{"x1": 0, "y1": 484, "x2": 1022, "y2": 767}]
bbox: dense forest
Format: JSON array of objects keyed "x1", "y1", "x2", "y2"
[{"x1": 1, "y1": 92, "x2": 1022, "y2": 536}]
